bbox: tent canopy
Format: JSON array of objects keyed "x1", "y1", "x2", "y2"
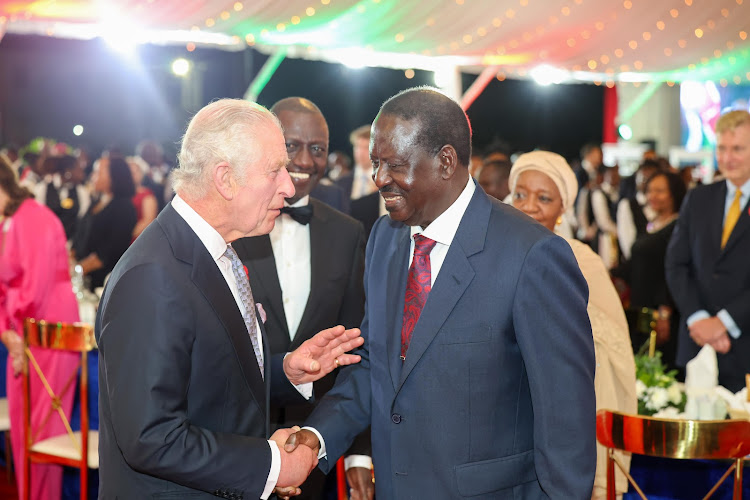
[{"x1": 1, "y1": 0, "x2": 749, "y2": 84}]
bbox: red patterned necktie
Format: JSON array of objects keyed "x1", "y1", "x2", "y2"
[{"x1": 400, "y1": 234, "x2": 437, "y2": 361}]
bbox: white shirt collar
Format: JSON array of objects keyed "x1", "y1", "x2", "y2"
[
  {"x1": 410, "y1": 177, "x2": 475, "y2": 247},
  {"x1": 726, "y1": 178, "x2": 750, "y2": 199},
  {"x1": 171, "y1": 194, "x2": 228, "y2": 263}
]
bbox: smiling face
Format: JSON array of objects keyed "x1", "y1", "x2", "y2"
[
  {"x1": 276, "y1": 109, "x2": 328, "y2": 205},
  {"x1": 511, "y1": 170, "x2": 565, "y2": 232},
  {"x1": 370, "y1": 113, "x2": 447, "y2": 228}
]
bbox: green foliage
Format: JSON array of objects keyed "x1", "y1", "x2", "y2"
[{"x1": 635, "y1": 344, "x2": 686, "y2": 416}]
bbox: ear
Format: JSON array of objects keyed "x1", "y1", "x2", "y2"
[
  {"x1": 437, "y1": 145, "x2": 458, "y2": 180},
  {"x1": 212, "y1": 162, "x2": 235, "y2": 201}
]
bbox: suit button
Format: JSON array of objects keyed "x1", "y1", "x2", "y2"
[{"x1": 391, "y1": 413, "x2": 402, "y2": 424}]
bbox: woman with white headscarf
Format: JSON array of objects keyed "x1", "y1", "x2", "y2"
[{"x1": 509, "y1": 151, "x2": 637, "y2": 500}]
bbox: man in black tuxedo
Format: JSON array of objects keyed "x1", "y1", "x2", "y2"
[
  {"x1": 666, "y1": 109, "x2": 750, "y2": 392},
  {"x1": 234, "y1": 97, "x2": 373, "y2": 500},
  {"x1": 96, "y1": 98, "x2": 364, "y2": 499}
]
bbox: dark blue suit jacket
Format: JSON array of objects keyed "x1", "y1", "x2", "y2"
[
  {"x1": 307, "y1": 184, "x2": 596, "y2": 499},
  {"x1": 96, "y1": 203, "x2": 304, "y2": 499},
  {"x1": 666, "y1": 181, "x2": 750, "y2": 391}
]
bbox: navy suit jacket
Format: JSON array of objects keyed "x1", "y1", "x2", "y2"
[
  {"x1": 666, "y1": 181, "x2": 750, "y2": 391},
  {"x1": 96, "y1": 203, "x2": 304, "y2": 499},
  {"x1": 307, "y1": 184, "x2": 596, "y2": 499}
]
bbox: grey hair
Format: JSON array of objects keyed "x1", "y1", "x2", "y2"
[{"x1": 172, "y1": 98, "x2": 282, "y2": 199}]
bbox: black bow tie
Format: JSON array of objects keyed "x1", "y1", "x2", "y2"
[{"x1": 280, "y1": 204, "x2": 313, "y2": 225}]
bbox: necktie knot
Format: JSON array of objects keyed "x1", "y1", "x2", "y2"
[
  {"x1": 280, "y1": 204, "x2": 314, "y2": 225},
  {"x1": 413, "y1": 234, "x2": 437, "y2": 256}
]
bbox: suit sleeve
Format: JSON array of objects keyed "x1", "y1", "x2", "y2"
[
  {"x1": 338, "y1": 221, "x2": 372, "y2": 458},
  {"x1": 512, "y1": 235, "x2": 597, "y2": 499},
  {"x1": 304, "y1": 217, "x2": 385, "y2": 473},
  {"x1": 97, "y1": 263, "x2": 272, "y2": 498},
  {"x1": 665, "y1": 191, "x2": 706, "y2": 320}
]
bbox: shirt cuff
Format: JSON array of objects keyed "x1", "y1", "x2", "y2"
[
  {"x1": 283, "y1": 353, "x2": 313, "y2": 399},
  {"x1": 686, "y1": 310, "x2": 710, "y2": 327},
  {"x1": 344, "y1": 455, "x2": 373, "y2": 471},
  {"x1": 293, "y1": 381, "x2": 313, "y2": 400},
  {"x1": 717, "y1": 309, "x2": 742, "y2": 339},
  {"x1": 262, "y1": 440, "x2": 281, "y2": 500},
  {"x1": 302, "y1": 427, "x2": 327, "y2": 460}
]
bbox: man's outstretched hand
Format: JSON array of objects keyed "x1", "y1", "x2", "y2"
[{"x1": 284, "y1": 325, "x2": 363, "y2": 385}]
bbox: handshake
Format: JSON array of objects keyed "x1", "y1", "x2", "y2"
[{"x1": 270, "y1": 427, "x2": 322, "y2": 499}]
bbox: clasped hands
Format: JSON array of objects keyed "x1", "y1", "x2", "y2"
[{"x1": 689, "y1": 316, "x2": 731, "y2": 354}]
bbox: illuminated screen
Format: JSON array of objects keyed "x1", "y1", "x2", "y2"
[{"x1": 680, "y1": 81, "x2": 750, "y2": 152}]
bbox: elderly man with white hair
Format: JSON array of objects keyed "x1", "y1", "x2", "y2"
[{"x1": 96, "y1": 98, "x2": 364, "y2": 499}]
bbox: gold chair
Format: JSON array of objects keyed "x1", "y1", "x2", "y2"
[
  {"x1": 21, "y1": 318, "x2": 98, "y2": 500},
  {"x1": 596, "y1": 409, "x2": 750, "y2": 500}
]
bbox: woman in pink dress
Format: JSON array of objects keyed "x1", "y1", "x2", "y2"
[{"x1": 0, "y1": 156, "x2": 80, "y2": 499}]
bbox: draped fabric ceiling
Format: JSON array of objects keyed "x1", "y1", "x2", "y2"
[{"x1": 1, "y1": 0, "x2": 749, "y2": 85}]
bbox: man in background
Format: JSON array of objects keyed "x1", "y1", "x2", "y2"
[
  {"x1": 234, "y1": 97, "x2": 373, "y2": 500},
  {"x1": 666, "y1": 109, "x2": 750, "y2": 392}
]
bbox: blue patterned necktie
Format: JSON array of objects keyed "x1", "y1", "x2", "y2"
[{"x1": 225, "y1": 245, "x2": 264, "y2": 377}]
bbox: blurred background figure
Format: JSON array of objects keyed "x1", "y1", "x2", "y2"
[
  {"x1": 327, "y1": 150, "x2": 352, "y2": 182},
  {"x1": 509, "y1": 151, "x2": 636, "y2": 500},
  {"x1": 135, "y1": 140, "x2": 171, "y2": 211},
  {"x1": 127, "y1": 156, "x2": 158, "y2": 242},
  {"x1": 616, "y1": 159, "x2": 661, "y2": 261},
  {"x1": 477, "y1": 158, "x2": 512, "y2": 202},
  {"x1": 34, "y1": 154, "x2": 91, "y2": 241},
  {"x1": 0, "y1": 155, "x2": 80, "y2": 500},
  {"x1": 72, "y1": 155, "x2": 136, "y2": 291},
  {"x1": 615, "y1": 171, "x2": 687, "y2": 375},
  {"x1": 347, "y1": 124, "x2": 377, "y2": 201}
]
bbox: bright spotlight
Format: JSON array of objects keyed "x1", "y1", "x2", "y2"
[
  {"x1": 433, "y1": 66, "x2": 456, "y2": 89},
  {"x1": 73, "y1": 125, "x2": 84, "y2": 136},
  {"x1": 618, "y1": 124, "x2": 633, "y2": 140},
  {"x1": 530, "y1": 64, "x2": 568, "y2": 86},
  {"x1": 171, "y1": 58, "x2": 191, "y2": 77}
]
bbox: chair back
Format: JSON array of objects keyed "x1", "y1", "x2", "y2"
[{"x1": 21, "y1": 318, "x2": 96, "y2": 500}]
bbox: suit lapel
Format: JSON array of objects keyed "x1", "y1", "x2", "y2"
[
  {"x1": 710, "y1": 182, "x2": 727, "y2": 258},
  {"x1": 387, "y1": 227, "x2": 412, "y2": 391},
  {"x1": 159, "y1": 205, "x2": 267, "y2": 415},
  {"x1": 235, "y1": 235, "x2": 289, "y2": 342},
  {"x1": 395, "y1": 187, "x2": 489, "y2": 393}
]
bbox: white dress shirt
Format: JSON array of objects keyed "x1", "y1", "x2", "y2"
[
  {"x1": 172, "y1": 194, "x2": 311, "y2": 500},
  {"x1": 270, "y1": 196, "x2": 311, "y2": 341}
]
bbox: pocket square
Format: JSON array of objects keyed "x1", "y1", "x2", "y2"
[{"x1": 256, "y1": 303, "x2": 267, "y2": 324}]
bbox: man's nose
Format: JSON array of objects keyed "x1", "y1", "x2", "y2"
[
  {"x1": 373, "y1": 164, "x2": 389, "y2": 188},
  {"x1": 294, "y1": 148, "x2": 314, "y2": 168},
  {"x1": 279, "y1": 167, "x2": 295, "y2": 198}
]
